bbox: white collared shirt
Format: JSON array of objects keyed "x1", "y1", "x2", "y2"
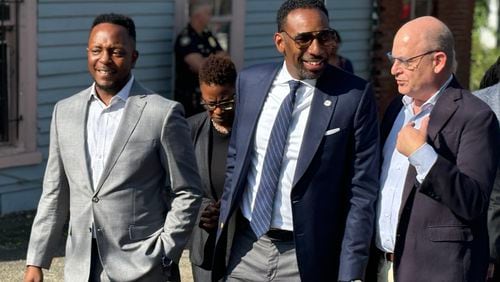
[
  {"x1": 240, "y1": 62, "x2": 316, "y2": 231},
  {"x1": 375, "y1": 75, "x2": 452, "y2": 253},
  {"x1": 87, "y1": 76, "x2": 134, "y2": 189}
]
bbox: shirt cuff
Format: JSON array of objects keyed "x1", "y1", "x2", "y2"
[{"x1": 408, "y1": 143, "x2": 438, "y2": 183}]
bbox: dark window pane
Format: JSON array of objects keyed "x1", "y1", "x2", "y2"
[{"x1": 0, "y1": 3, "x2": 10, "y2": 22}]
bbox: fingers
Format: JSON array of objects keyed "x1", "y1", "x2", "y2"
[
  {"x1": 199, "y1": 214, "x2": 219, "y2": 230},
  {"x1": 200, "y1": 201, "x2": 221, "y2": 231},
  {"x1": 24, "y1": 266, "x2": 43, "y2": 282}
]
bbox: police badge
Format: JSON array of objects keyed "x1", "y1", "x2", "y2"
[
  {"x1": 208, "y1": 36, "x2": 217, "y2": 48},
  {"x1": 180, "y1": 36, "x2": 191, "y2": 46}
]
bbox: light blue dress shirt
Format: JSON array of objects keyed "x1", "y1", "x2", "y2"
[{"x1": 375, "y1": 75, "x2": 453, "y2": 253}]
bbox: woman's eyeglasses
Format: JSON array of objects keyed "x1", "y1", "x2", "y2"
[{"x1": 200, "y1": 98, "x2": 235, "y2": 111}]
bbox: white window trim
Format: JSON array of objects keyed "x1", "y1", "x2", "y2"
[
  {"x1": 173, "y1": 0, "x2": 245, "y2": 70},
  {"x1": 0, "y1": 0, "x2": 41, "y2": 169}
]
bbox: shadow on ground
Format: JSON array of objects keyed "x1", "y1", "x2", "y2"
[
  {"x1": 0, "y1": 210, "x2": 193, "y2": 281},
  {"x1": 0, "y1": 210, "x2": 65, "y2": 262}
]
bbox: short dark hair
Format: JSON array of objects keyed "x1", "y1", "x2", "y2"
[
  {"x1": 199, "y1": 54, "x2": 237, "y2": 86},
  {"x1": 92, "y1": 13, "x2": 136, "y2": 42},
  {"x1": 276, "y1": 0, "x2": 329, "y2": 31},
  {"x1": 479, "y1": 56, "x2": 500, "y2": 89}
]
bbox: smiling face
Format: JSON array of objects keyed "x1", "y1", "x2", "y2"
[
  {"x1": 274, "y1": 8, "x2": 331, "y2": 80},
  {"x1": 87, "y1": 23, "x2": 138, "y2": 97}
]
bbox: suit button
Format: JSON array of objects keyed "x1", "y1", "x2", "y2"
[
  {"x1": 220, "y1": 222, "x2": 224, "y2": 229},
  {"x1": 92, "y1": 197, "x2": 99, "y2": 203}
]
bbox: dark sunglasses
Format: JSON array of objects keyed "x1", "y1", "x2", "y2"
[
  {"x1": 281, "y1": 28, "x2": 338, "y2": 49},
  {"x1": 200, "y1": 98, "x2": 235, "y2": 111}
]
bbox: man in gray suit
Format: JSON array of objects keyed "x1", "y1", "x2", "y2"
[{"x1": 23, "y1": 13, "x2": 202, "y2": 282}]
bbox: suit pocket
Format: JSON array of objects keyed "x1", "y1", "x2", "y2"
[
  {"x1": 324, "y1": 127, "x2": 346, "y2": 137},
  {"x1": 426, "y1": 225, "x2": 473, "y2": 242},
  {"x1": 128, "y1": 219, "x2": 164, "y2": 241}
]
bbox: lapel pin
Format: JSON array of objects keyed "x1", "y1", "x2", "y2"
[{"x1": 324, "y1": 100, "x2": 332, "y2": 107}]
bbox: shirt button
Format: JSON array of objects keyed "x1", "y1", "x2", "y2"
[{"x1": 92, "y1": 196, "x2": 99, "y2": 203}]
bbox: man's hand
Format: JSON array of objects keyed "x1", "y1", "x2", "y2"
[
  {"x1": 199, "y1": 200, "x2": 220, "y2": 232},
  {"x1": 396, "y1": 116, "x2": 430, "y2": 157},
  {"x1": 24, "y1": 265, "x2": 43, "y2": 282}
]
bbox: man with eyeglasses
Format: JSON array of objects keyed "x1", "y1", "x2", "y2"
[
  {"x1": 367, "y1": 16, "x2": 499, "y2": 282},
  {"x1": 212, "y1": 0, "x2": 380, "y2": 281}
]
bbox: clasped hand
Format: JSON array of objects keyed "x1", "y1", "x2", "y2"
[{"x1": 199, "y1": 200, "x2": 220, "y2": 232}]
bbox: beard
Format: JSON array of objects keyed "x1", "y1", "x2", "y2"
[{"x1": 297, "y1": 66, "x2": 324, "y2": 80}]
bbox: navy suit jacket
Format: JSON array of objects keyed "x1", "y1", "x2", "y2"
[
  {"x1": 372, "y1": 78, "x2": 500, "y2": 282},
  {"x1": 212, "y1": 63, "x2": 380, "y2": 281}
]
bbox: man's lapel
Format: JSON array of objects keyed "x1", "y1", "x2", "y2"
[
  {"x1": 228, "y1": 64, "x2": 280, "y2": 207},
  {"x1": 74, "y1": 89, "x2": 94, "y2": 191},
  {"x1": 292, "y1": 74, "x2": 338, "y2": 187},
  {"x1": 94, "y1": 82, "x2": 147, "y2": 194},
  {"x1": 426, "y1": 79, "x2": 461, "y2": 143},
  {"x1": 198, "y1": 115, "x2": 212, "y2": 197},
  {"x1": 399, "y1": 77, "x2": 462, "y2": 211}
]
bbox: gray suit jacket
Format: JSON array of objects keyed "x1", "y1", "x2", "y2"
[
  {"x1": 26, "y1": 80, "x2": 202, "y2": 282},
  {"x1": 474, "y1": 82, "x2": 500, "y2": 265}
]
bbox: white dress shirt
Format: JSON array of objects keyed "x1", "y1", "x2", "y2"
[
  {"x1": 87, "y1": 76, "x2": 134, "y2": 189},
  {"x1": 241, "y1": 62, "x2": 316, "y2": 231},
  {"x1": 376, "y1": 75, "x2": 452, "y2": 253}
]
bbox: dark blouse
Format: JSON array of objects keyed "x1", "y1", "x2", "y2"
[{"x1": 209, "y1": 125, "x2": 230, "y2": 200}]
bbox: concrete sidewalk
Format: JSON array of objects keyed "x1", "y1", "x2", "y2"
[
  {"x1": 0, "y1": 211, "x2": 193, "y2": 281},
  {"x1": 0, "y1": 251, "x2": 193, "y2": 281}
]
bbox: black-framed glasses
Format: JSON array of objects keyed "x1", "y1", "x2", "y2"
[
  {"x1": 386, "y1": 50, "x2": 441, "y2": 70},
  {"x1": 281, "y1": 28, "x2": 338, "y2": 49},
  {"x1": 200, "y1": 98, "x2": 235, "y2": 111}
]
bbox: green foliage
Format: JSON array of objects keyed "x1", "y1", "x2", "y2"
[{"x1": 470, "y1": 0, "x2": 500, "y2": 90}]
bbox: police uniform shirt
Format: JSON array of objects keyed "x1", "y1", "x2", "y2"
[{"x1": 174, "y1": 24, "x2": 223, "y2": 94}]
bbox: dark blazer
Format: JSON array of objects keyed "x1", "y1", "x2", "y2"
[
  {"x1": 376, "y1": 78, "x2": 500, "y2": 282},
  {"x1": 187, "y1": 112, "x2": 217, "y2": 270},
  {"x1": 212, "y1": 63, "x2": 380, "y2": 281}
]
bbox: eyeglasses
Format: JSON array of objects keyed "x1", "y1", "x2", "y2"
[
  {"x1": 200, "y1": 98, "x2": 235, "y2": 111},
  {"x1": 281, "y1": 29, "x2": 338, "y2": 49},
  {"x1": 386, "y1": 50, "x2": 440, "y2": 70}
]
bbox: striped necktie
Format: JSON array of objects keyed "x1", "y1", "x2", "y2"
[{"x1": 250, "y1": 80, "x2": 301, "y2": 238}]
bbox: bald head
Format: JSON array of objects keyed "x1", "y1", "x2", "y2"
[{"x1": 394, "y1": 16, "x2": 456, "y2": 72}]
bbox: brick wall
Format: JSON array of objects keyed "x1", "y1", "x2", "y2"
[{"x1": 435, "y1": 0, "x2": 474, "y2": 88}]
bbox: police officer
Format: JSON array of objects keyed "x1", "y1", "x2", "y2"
[{"x1": 174, "y1": 1, "x2": 224, "y2": 117}]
